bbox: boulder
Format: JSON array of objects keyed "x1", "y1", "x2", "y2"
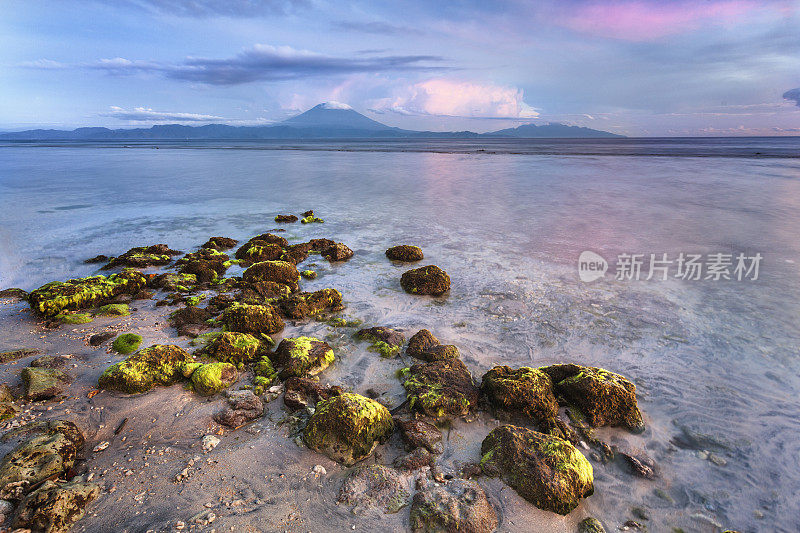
[
  {"x1": 242, "y1": 260, "x2": 299, "y2": 291},
  {"x1": 480, "y1": 425, "x2": 593, "y2": 515},
  {"x1": 12, "y1": 479, "x2": 100, "y2": 533},
  {"x1": 338, "y1": 465, "x2": 410, "y2": 514},
  {"x1": 272, "y1": 337, "x2": 334, "y2": 379},
  {"x1": 283, "y1": 377, "x2": 342, "y2": 411},
  {"x1": 481, "y1": 366, "x2": 559, "y2": 423},
  {"x1": 0, "y1": 288, "x2": 29, "y2": 300},
  {"x1": 213, "y1": 389, "x2": 264, "y2": 428},
  {"x1": 21, "y1": 367, "x2": 72, "y2": 400},
  {"x1": 410, "y1": 479, "x2": 498, "y2": 533},
  {"x1": 406, "y1": 330, "x2": 440, "y2": 358},
  {"x1": 417, "y1": 345, "x2": 460, "y2": 362},
  {"x1": 28, "y1": 270, "x2": 147, "y2": 317},
  {"x1": 303, "y1": 393, "x2": 394, "y2": 465},
  {"x1": 201, "y1": 236, "x2": 238, "y2": 250},
  {"x1": 397, "y1": 419, "x2": 443, "y2": 454},
  {"x1": 220, "y1": 303, "x2": 285, "y2": 335},
  {"x1": 199, "y1": 332, "x2": 263, "y2": 365},
  {"x1": 402, "y1": 359, "x2": 479, "y2": 420},
  {"x1": 356, "y1": 326, "x2": 405, "y2": 357},
  {"x1": 111, "y1": 333, "x2": 143, "y2": 355},
  {"x1": 235, "y1": 242, "x2": 284, "y2": 263},
  {"x1": 93, "y1": 303, "x2": 130, "y2": 316},
  {"x1": 89, "y1": 332, "x2": 115, "y2": 346},
  {"x1": 277, "y1": 288, "x2": 344, "y2": 319},
  {"x1": 386, "y1": 245, "x2": 424, "y2": 262},
  {"x1": 98, "y1": 344, "x2": 194, "y2": 394},
  {"x1": 401, "y1": 266, "x2": 450, "y2": 296},
  {"x1": 190, "y1": 362, "x2": 238, "y2": 396},
  {"x1": 274, "y1": 214, "x2": 298, "y2": 223},
  {"x1": 321, "y1": 243, "x2": 353, "y2": 262},
  {"x1": 578, "y1": 518, "x2": 607, "y2": 533},
  {"x1": 101, "y1": 244, "x2": 180, "y2": 269}
]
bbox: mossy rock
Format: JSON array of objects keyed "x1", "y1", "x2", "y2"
[
  {"x1": 481, "y1": 366, "x2": 559, "y2": 423},
  {"x1": 410, "y1": 479, "x2": 498, "y2": 533},
  {"x1": 151, "y1": 272, "x2": 198, "y2": 292},
  {"x1": 301, "y1": 270, "x2": 317, "y2": 279},
  {"x1": 13, "y1": 479, "x2": 100, "y2": 533},
  {"x1": 242, "y1": 260, "x2": 299, "y2": 290},
  {"x1": 400, "y1": 265, "x2": 450, "y2": 296},
  {"x1": 21, "y1": 367, "x2": 72, "y2": 400},
  {"x1": 94, "y1": 303, "x2": 130, "y2": 316},
  {"x1": 272, "y1": 337, "x2": 334, "y2": 379},
  {"x1": 221, "y1": 303, "x2": 285, "y2": 335},
  {"x1": 283, "y1": 376, "x2": 342, "y2": 411},
  {"x1": 274, "y1": 214, "x2": 298, "y2": 223},
  {"x1": 201, "y1": 332, "x2": 263, "y2": 365},
  {"x1": 0, "y1": 420, "x2": 85, "y2": 499},
  {"x1": 303, "y1": 393, "x2": 394, "y2": 465},
  {"x1": 321, "y1": 243, "x2": 353, "y2": 262},
  {"x1": 28, "y1": 269, "x2": 147, "y2": 317},
  {"x1": 541, "y1": 364, "x2": 644, "y2": 432},
  {"x1": 402, "y1": 359, "x2": 479, "y2": 420},
  {"x1": 102, "y1": 244, "x2": 180, "y2": 269},
  {"x1": 386, "y1": 245, "x2": 424, "y2": 262},
  {"x1": 55, "y1": 313, "x2": 93, "y2": 324},
  {"x1": 406, "y1": 330, "x2": 440, "y2": 358},
  {"x1": 480, "y1": 425, "x2": 593, "y2": 515},
  {"x1": 301, "y1": 215, "x2": 324, "y2": 224},
  {"x1": 356, "y1": 327, "x2": 405, "y2": 358},
  {"x1": 201, "y1": 236, "x2": 238, "y2": 251},
  {"x1": 0, "y1": 402, "x2": 20, "y2": 421},
  {"x1": 98, "y1": 344, "x2": 194, "y2": 394},
  {"x1": 190, "y1": 362, "x2": 238, "y2": 396},
  {"x1": 235, "y1": 242, "x2": 284, "y2": 263},
  {"x1": 111, "y1": 333, "x2": 142, "y2": 355},
  {"x1": 578, "y1": 518, "x2": 607, "y2": 533},
  {"x1": 416, "y1": 344, "x2": 460, "y2": 362},
  {"x1": 277, "y1": 288, "x2": 344, "y2": 319}
]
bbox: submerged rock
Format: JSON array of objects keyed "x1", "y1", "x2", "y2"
[
  {"x1": 242, "y1": 260, "x2": 299, "y2": 291},
  {"x1": 356, "y1": 326, "x2": 405, "y2": 357},
  {"x1": 303, "y1": 393, "x2": 394, "y2": 466},
  {"x1": 0, "y1": 349, "x2": 40, "y2": 364},
  {"x1": 321, "y1": 243, "x2": 353, "y2": 262},
  {"x1": 402, "y1": 359, "x2": 479, "y2": 420},
  {"x1": 386, "y1": 245, "x2": 424, "y2": 262},
  {"x1": 0, "y1": 420, "x2": 85, "y2": 499},
  {"x1": 578, "y1": 517, "x2": 607, "y2": 533},
  {"x1": 190, "y1": 362, "x2": 238, "y2": 396},
  {"x1": 0, "y1": 288, "x2": 28, "y2": 300},
  {"x1": 410, "y1": 479, "x2": 498, "y2": 533},
  {"x1": 201, "y1": 236, "x2": 238, "y2": 251},
  {"x1": 274, "y1": 214, "x2": 298, "y2": 223},
  {"x1": 481, "y1": 366, "x2": 559, "y2": 423},
  {"x1": 28, "y1": 269, "x2": 147, "y2": 317},
  {"x1": 277, "y1": 288, "x2": 344, "y2": 319},
  {"x1": 21, "y1": 367, "x2": 72, "y2": 400},
  {"x1": 406, "y1": 330, "x2": 440, "y2": 359},
  {"x1": 213, "y1": 389, "x2": 264, "y2": 428},
  {"x1": 220, "y1": 303, "x2": 285, "y2": 335},
  {"x1": 541, "y1": 364, "x2": 644, "y2": 432},
  {"x1": 111, "y1": 333, "x2": 142, "y2": 355},
  {"x1": 98, "y1": 344, "x2": 194, "y2": 394},
  {"x1": 397, "y1": 419, "x2": 443, "y2": 454},
  {"x1": 338, "y1": 465, "x2": 410, "y2": 514},
  {"x1": 272, "y1": 337, "x2": 334, "y2": 379},
  {"x1": 480, "y1": 425, "x2": 593, "y2": 515},
  {"x1": 401, "y1": 266, "x2": 450, "y2": 296},
  {"x1": 283, "y1": 377, "x2": 342, "y2": 411},
  {"x1": 13, "y1": 479, "x2": 100, "y2": 533},
  {"x1": 279, "y1": 244, "x2": 310, "y2": 265},
  {"x1": 30, "y1": 355, "x2": 69, "y2": 369},
  {"x1": 199, "y1": 332, "x2": 264, "y2": 365},
  {"x1": 102, "y1": 244, "x2": 180, "y2": 269}
]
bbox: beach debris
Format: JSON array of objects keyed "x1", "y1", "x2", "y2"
[
  {"x1": 621, "y1": 452, "x2": 656, "y2": 479},
  {"x1": 410, "y1": 479, "x2": 498, "y2": 533},
  {"x1": 480, "y1": 424, "x2": 594, "y2": 515},
  {"x1": 201, "y1": 435, "x2": 220, "y2": 452},
  {"x1": 92, "y1": 441, "x2": 109, "y2": 453},
  {"x1": 303, "y1": 393, "x2": 394, "y2": 465},
  {"x1": 400, "y1": 265, "x2": 450, "y2": 296},
  {"x1": 338, "y1": 465, "x2": 409, "y2": 514},
  {"x1": 400, "y1": 358, "x2": 479, "y2": 420}
]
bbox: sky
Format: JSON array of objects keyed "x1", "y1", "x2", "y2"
[{"x1": 2, "y1": 0, "x2": 800, "y2": 136}]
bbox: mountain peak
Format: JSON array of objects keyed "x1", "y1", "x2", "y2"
[
  {"x1": 316, "y1": 101, "x2": 353, "y2": 110},
  {"x1": 282, "y1": 102, "x2": 391, "y2": 131}
]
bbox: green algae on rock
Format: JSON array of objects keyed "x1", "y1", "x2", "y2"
[
  {"x1": 416, "y1": 344, "x2": 460, "y2": 362},
  {"x1": 400, "y1": 265, "x2": 450, "y2": 296},
  {"x1": 235, "y1": 242, "x2": 284, "y2": 263},
  {"x1": 406, "y1": 330, "x2": 440, "y2": 358},
  {"x1": 578, "y1": 517, "x2": 607, "y2": 533},
  {"x1": 55, "y1": 312, "x2": 93, "y2": 324},
  {"x1": 111, "y1": 333, "x2": 142, "y2": 355},
  {"x1": 272, "y1": 337, "x2": 334, "y2": 379},
  {"x1": 301, "y1": 269, "x2": 317, "y2": 279},
  {"x1": 410, "y1": 479, "x2": 498, "y2": 533},
  {"x1": 338, "y1": 464, "x2": 410, "y2": 514},
  {"x1": 321, "y1": 242, "x2": 353, "y2": 262},
  {"x1": 303, "y1": 392, "x2": 394, "y2": 465},
  {"x1": 397, "y1": 419, "x2": 443, "y2": 454},
  {"x1": 221, "y1": 302, "x2": 285, "y2": 335},
  {"x1": 386, "y1": 245, "x2": 424, "y2": 262},
  {"x1": 356, "y1": 326, "x2": 405, "y2": 357},
  {"x1": 190, "y1": 362, "x2": 238, "y2": 396},
  {"x1": 283, "y1": 376, "x2": 342, "y2": 411},
  {"x1": 101, "y1": 244, "x2": 180, "y2": 269},
  {"x1": 21, "y1": 367, "x2": 72, "y2": 400},
  {"x1": 201, "y1": 236, "x2": 238, "y2": 251},
  {"x1": 13, "y1": 479, "x2": 100, "y2": 533},
  {"x1": 0, "y1": 288, "x2": 28, "y2": 301},
  {"x1": 0, "y1": 420, "x2": 85, "y2": 499},
  {"x1": 151, "y1": 272, "x2": 198, "y2": 292},
  {"x1": 277, "y1": 288, "x2": 344, "y2": 319},
  {"x1": 98, "y1": 344, "x2": 194, "y2": 394},
  {"x1": 301, "y1": 215, "x2": 324, "y2": 224},
  {"x1": 541, "y1": 363, "x2": 645, "y2": 432},
  {"x1": 480, "y1": 424, "x2": 593, "y2": 515},
  {"x1": 28, "y1": 269, "x2": 147, "y2": 317},
  {"x1": 402, "y1": 358, "x2": 479, "y2": 420},
  {"x1": 94, "y1": 303, "x2": 130, "y2": 316},
  {"x1": 481, "y1": 366, "x2": 560, "y2": 423},
  {"x1": 242, "y1": 260, "x2": 300, "y2": 290},
  {"x1": 200, "y1": 331, "x2": 263, "y2": 365}
]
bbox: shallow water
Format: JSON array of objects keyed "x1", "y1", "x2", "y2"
[{"x1": 1, "y1": 139, "x2": 800, "y2": 532}]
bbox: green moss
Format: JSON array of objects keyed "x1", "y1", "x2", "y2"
[
  {"x1": 301, "y1": 270, "x2": 317, "y2": 279},
  {"x1": 179, "y1": 362, "x2": 203, "y2": 378},
  {"x1": 94, "y1": 303, "x2": 130, "y2": 316},
  {"x1": 221, "y1": 302, "x2": 285, "y2": 335},
  {"x1": 189, "y1": 332, "x2": 222, "y2": 347},
  {"x1": 371, "y1": 340, "x2": 400, "y2": 358},
  {"x1": 301, "y1": 216, "x2": 324, "y2": 224},
  {"x1": 185, "y1": 295, "x2": 203, "y2": 307},
  {"x1": 112, "y1": 333, "x2": 142, "y2": 354},
  {"x1": 273, "y1": 336, "x2": 335, "y2": 378},
  {"x1": 396, "y1": 367, "x2": 411, "y2": 380},
  {"x1": 202, "y1": 332, "x2": 263, "y2": 364},
  {"x1": 191, "y1": 362, "x2": 237, "y2": 396},
  {"x1": 56, "y1": 313, "x2": 93, "y2": 324},
  {"x1": 98, "y1": 344, "x2": 193, "y2": 393},
  {"x1": 253, "y1": 357, "x2": 276, "y2": 378},
  {"x1": 28, "y1": 269, "x2": 147, "y2": 317}
]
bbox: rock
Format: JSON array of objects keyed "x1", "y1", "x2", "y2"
[
  {"x1": 401, "y1": 359, "x2": 479, "y2": 420},
  {"x1": 283, "y1": 377, "x2": 342, "y2": 411},
  {"x1": 101, "y1": 244, "x2": 180, "y2": 269},
  {"x1": 12, "y1": 479, "x2": 100, "y2": 533},
  {"x1": 179, "y1": 258, "x2": 226, "y2": 283},
  {"x1": 277, "y1": 288, "x2": 344, "y2": 319},
  {"x1": 306, "y1": 238, "x2": 336, "y2": 252},
  {"x1": 55, "y1": 312, "x2": 93, "y2": 324},
  {"x1": 397, "y1": 419, "x2": 443, "y2": 454},
  {"x1": 274, "y1": 214, "x2": 298, "y2": 223},
  {"x1": 302, "y1": 210, "x2": 315, "y2": 218},
  {"x1": 234, "y1": 280, "x2": 294, "y2": 305},
  {"x1": 480, "y1": 425, "x2": 593, "y2": 515},
  {"x1": 30, "y1": 355, "x2": 69, "y2": 369},
  {"x1": 386, "y1": 245, "x2": 424, "y2": 262},
  {"x1": 578, "y1": 517, "x2": 607, "y2": 533},
  {"x1": 202, "y1": 435, "x2": 220, "y2": 453},
  {"x1": 150, "y1": 272, "x2": 198, "y2": 292},
  {"x1": 272, "y1": 337, "x2": 334, "y2": 379},
  {"x1": 220, "y1": 303, "x2": 285, "y2": 335},
  {"x1": 394, "y1": 447, "x2": 435, "y2": 471},
  {"x1": 0, "y1": 288, "x2": 28, "y2": 300},
  {"x1": 235, "y1": 242, "x2": 284, "y2": 263},
  {"x1": 111, "y1": 333, "x2": 143, "y2": 355},
  {"x1": 28, "y1": 269, "x2": 147, "y2": 317},
  {"x1": 213, "y1": 390, "x2": 264, "y2": 428},
  {"x1": 338, "y1": 465, "x2": 410, "y2": 514},
  {"x1": 89, "y1": 332, "x2": 115, "y2": 346},
  {"x1": 406, "y1": 330, "x2": 440, "y2": 358},
  {"x1": 21, "y1": 367, "x2": 72, "y2": 400},
  {"x1": 417, "y1": 345, "x2": 460, "y2": 362},
  {"x1": 356, "y1": 326, "x2": 405, "y2": 357},
  {"x1": 0, "y1": 403, "x2": 20, "y2": 422},
  {"x1": 93, "y1": 303, "x2": 130, "y2": 316},
  {"x1": 401, "y1": 265, "x2": 450, "y2": 296},
  {"x1": 321, "y1": 243, "x2": 353, "y2": 262},
  {"x1": 190, "y1": 362, "x2": 238, "y2": 396},
  {"x1": 242, "y1": 260, "x2": 299, "y2": 290},
  {"x1": 621, "y1": 452, "x2": 656, "y2": 479},
  {"x1": 301, "y1": 270, "x2": 317, "y2": 279},
  {"x1": 481, "y1": 366, "x2": 559, "y2": 423},
  {"x1": 245, "y1": 232, "x2": 289, "y2": 248},
  {"x1": 409, "y1": 479, "x2": 498, "y2": 533},
  {"x1": 279, "y1": 244, "x2": 310, "y2": 265},
  {"x1": 199, "y1": 332, "x2": 264, "y2": 365},
  {"x1": 541, "y1": 364, "x2": 644, "y2": 432},
  {"x1": 0, "y1": 420, "x2": 85, "y2": 499},
  {"x1": 0, "y1": 348, "x2": 39, "y2": 363},
  {"x1": 303, "y1": 393, "x2": 394, "y2": 465},
  {"x1": 0, "y1": 385, "x2": 14, "y2": 403},
  {"x1": 98, "y1": 344, "x2": 194, "y2": 394},
  {"x1": 301, "y1": 215, "x2": 324, "y2": 224},
  {"x1": 201, "y1": 236, "x2": 238, "y2": 250}
]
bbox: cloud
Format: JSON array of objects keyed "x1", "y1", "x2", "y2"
[
  {"x1": 334, "y1": 20, "x2": 424, "y2": 36},
  {"x1": 783, "y1": 88, "x2": 800, "y2": 107},
  {"x1": 100, "y1": 106, "x2": 224, "y2": 122},
  {"x1": 374, "y1": 79, "x2": 539, "y2": 119},
  {"x1": 105, "y1": 0, "x2": 305, "y2": 17}
]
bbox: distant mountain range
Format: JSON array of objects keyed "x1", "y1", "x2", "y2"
[{"x1": 0, "y1": 102, "x2": 623, "y2": 140}]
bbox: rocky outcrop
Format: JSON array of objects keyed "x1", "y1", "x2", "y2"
[
  {"x1": 401, "y1": 359, "x2": 479, "y2": 420},
  {"x1": 28, "y1": 270, "x2": 147, "y2": 317},
  {"x1": 401, "y1": 266, "x2": 450, "y2": 296}
]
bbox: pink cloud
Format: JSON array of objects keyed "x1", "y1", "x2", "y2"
[{"x1": 561, "y1": 0, "x2": 764, "y2": 41}]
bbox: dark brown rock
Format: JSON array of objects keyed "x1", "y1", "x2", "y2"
[
  {"x1": 402, "y1": 359, "x2": 479, "y2": 420},
  {"x1": 397, "y1": 419, "x2": 443, "y2": 454},
  {"x1": 283, "y1": 377, "x2": 342, "y2": 411},
  {"x1": 386, "y1": 245, "x2": 424, "y2": 262},
  {"x1": 201, "y1": 236, "x2": 238, "y2": 250},
  {"x1": 410, "y1": 479, "x2": 498, "y2": 533},
  {"x1": 401, "y1": 265, "x2": 450, "y2": 296},
  {"x1": 213, "y1": 389, "x2": 264, "y2": 428},
  {"x1": 481, "y1": 366, "x2": 559, "y2": 423},
  {"x1": 406, "y1": 330, "x2": 440, "y2": 358},
  {"x1": 321, "y1": 243, "x2": 354, "y2": 262}
]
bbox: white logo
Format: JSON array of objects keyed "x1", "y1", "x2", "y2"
[{"x1": 578, "y1": 251, "x2": 608, "y2": 282}]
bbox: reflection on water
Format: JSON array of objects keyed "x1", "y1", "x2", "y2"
[{"x1": 1, "y1": 141, "x2": 800, "y2": 531}]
